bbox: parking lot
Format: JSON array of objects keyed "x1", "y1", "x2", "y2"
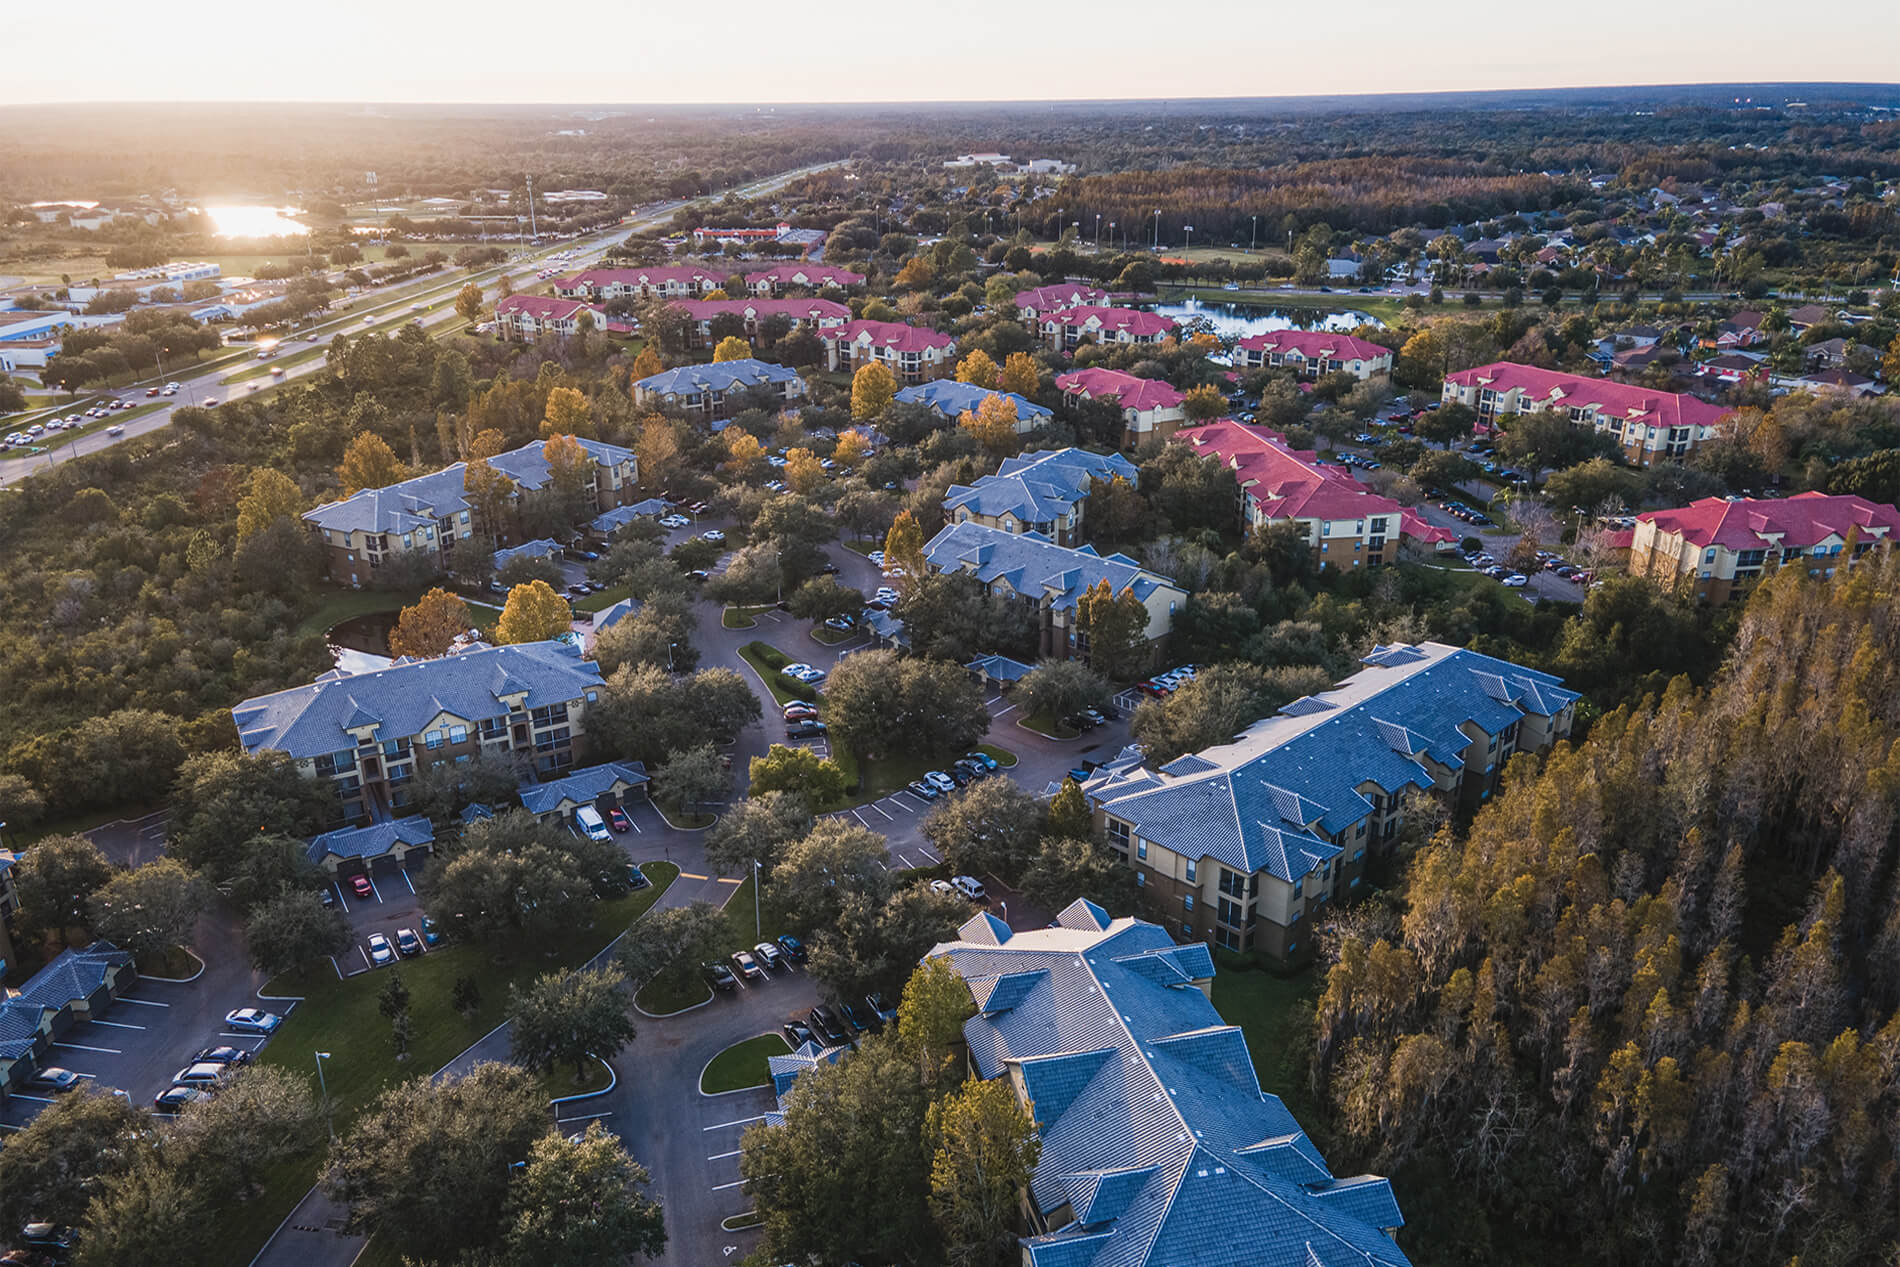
[{"x1": 323, "y1": 855, "x2": 433, "y2": 974}]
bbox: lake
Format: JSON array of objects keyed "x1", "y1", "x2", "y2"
[
  {"x1": 1148, "y1": 299, "x2": 1384, "y2": 340},
  {"x1": 328, "y1": 612, "x2": 395, "y2": 674},
  {"x1": 202, "y1": 204, "x2": 311, "y2": 238}
]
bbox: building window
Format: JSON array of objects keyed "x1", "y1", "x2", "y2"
[
  {"x1": 1184, "y1": 860, "x2": 1197, "y2": 883},
  {"x1": 1136, "y1": 873, "x2": 1145, "y2": 887},
  {"x1": 425, "y1": 730, "x2": 443, "y2": 750},
  {"x1": 1182, "y1": 924, "x2": 1193, "y2": 939},
  {"x1": 1183, "y1": 895, "x2": 1194, "y2": 911},
  {"x1": 448, "y1": 725, "x2": 468, "y2": 744},
  {"x1": 1137, "y1": 840, "x2": 1148, "y2": 861},
  {"x1": 1106, "y1": 819, "x2": 1130, "y2": 849}
]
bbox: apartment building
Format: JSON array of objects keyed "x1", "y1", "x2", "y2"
[
  {"x1": 929, "y1": 901, "x2": 1410, "y2": 1267},
  {"x1": 820, "y1": 319, "x2": 957, "y2": 382},
  {"x1": 631, "y1": 358, "x2": 807, "y2": 421},
  {"x1": 493, "y1": 294, "x2": 607, "y2": 339},
  {"x1": 552, "y1": 266, "x2": 724, "y2": 302},
  {"x1": 1012, "y1": 283, "x2": 1109, "y2": 327},
  {"x1": 1040, "y1": 305, "x2": 1178, "y2": 353},
  {"x1": 1233, "y1": 330, "x2": 1392, "y2": 380},
  {"x1": 1054, "y1": 367, "x2": 1186, "y2": 447},
  {"x1": 1441, "y1": 362, "x2": 1732, "y2": 466},
  {"x1": 892, "y1": 380, "x2": 1053, "y2": 432},
  {"x1": 1173, "y1": 419, "x2": 1453, "y2": 567},
  {"x1": 1629, "y1": 491, "x2": 1900, "y2": 603},
  {"x1": 670, "y1": 297, "x2": 850, "y2": 347},
  {"x1": 233, "y1": 641, "x2": 607, "y2": 822},
  {"x1": 922, "y1": 521, "x2": 1186, "y2": 664},
  {"x1": 942, "y1": 447, "x2": 1139, "y2": 546},
  {"x1": 1083, "y1": 642, "x2": 1577, "y2": 962},
  {"x1": 744, "y1": 264, "x2": 864, "y2": 295},
  {"x1": 303, "y1": 436, "x2": 639, "y2": 587}
]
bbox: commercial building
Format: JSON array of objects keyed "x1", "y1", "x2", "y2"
[
  {"x1": 1440, "y1": 362, "x2": 1732, "y2": 466},
  {"x1": 631, "y1": 358, "x2": 807, "y2": 421},
  {"x1": 494, "y1": 294, "x2": 607, "y2": 339},
  {"x1": 670, "y1": 297, "x2": 849, "y2": 347},
  {"x1": 552, "y1": 266, "x2": 725, "y2": 301},
  {"x1": 943, "y1": 447, "x2": 1140, "y2": 546},
  {"x1": 922, "y1": 521, "x2": 1186, "y2": 664},
  {"x1": 1082, "y1": 642, "x2": 1576, "y2": 961},
  {"x1": 1629, "y1": 491, "x2": 1900, "y2": 603},
  {"x1": 892, "y1": 379, "x2": 1052, "y2": 432},
  {"x1": 233, "y1": 641, "x2": 607, "y2": 821},
  {"x1": 303, "y1": 436, "x2": 639, "y2": 586},
  {"x1": 1041, "y1": 305, "x2": 1178, "y2": 353},
  {"x1": 820, "y1": 320, "x2": 957, "y2": 382},
  {"x1": 1172, "y1": 419, "x2": 1453, "y2": 567},
  {"x1": 1055, "y1": 367, "x2": 1186, "y2": 447},
  {"x1": 744, "y1": 264, "x2": 864, "y2": 295},
  {"x1": 928, "y1": 900, "x2": 1411, "y2": 1267},
  {"x1": 1232, "y1": 330, "x2": 1392, "y2": 380}
]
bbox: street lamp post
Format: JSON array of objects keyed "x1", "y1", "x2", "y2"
[
  {"x1": 1184, "y1": 225, "x2": 1194, "y2": 257},
  {"x1": 753, "y1": 858, "x2": 762, "y2": 942},
  {"x1": 1094, "y1": 213, "x2": 1101, "y2": 248},
  {"x1": 1251, "y1": 215, "x2": 1258, "y2": 253},
  {"x1": 314, "y1": 1051, "x2": 334, "y2": 1142},
  {"x1": 1153, "y1": 209, "x2": 1161, "y2": 251}
]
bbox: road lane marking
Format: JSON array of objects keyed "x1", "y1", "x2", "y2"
[
  {"x1": 681, "y1": 872, "x2": 710, "y2": 880},
  {"x1": 703, "y1": 1115, "x2": 766, "y2": 1131}
]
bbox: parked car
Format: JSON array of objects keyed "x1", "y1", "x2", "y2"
[
  {"x1": 225, "y1": 1008, "x2": 281, "y2": 1034},
  {"x1": 776, "y1": 933, "x2": 808, "y2": 963},
  {"x1": 659, "y1": 514, "x2": 690, "y2": 529},
  {"x1": 18, "y1": 1226, "x2": 75, "y2": 1257},
  {"x1": 351, "y1": 874, "x2": 373, "y2": 899},
  {"x1": 395, "y1": 927, "x2": 423, "y2": 957},
  {"x1": 172, "y1": 1061, "x2": 231, "y2": 1088},
  {"x1": 787, "y1": 720, "x2": 827, "y2": 739},
  {"x1": 1063, "y1": 712, "x2": 1099, "y2": 731},
  {"x1": 701, "y1": 529, "x2": 726, "y2": 543},
  {"x1": 152, "y1": 1085, "x2": 208, "y2": 1114},
  {"x1": 808, "y1": 1005, "x2": 850, "y2": 1046},
  {"x1": 731, "y1": 950, "x2": 765, "y2": 981},
  {"x1": 928, "y1": 879, "x2": 956, "y2": 898},
  {"x1": 924, "y1": 770, "x2": 957, "y2": 795},
  {"x1": 190, "y1": 1046, "x2": 254, "y2": 1067},
  {"x1": 753, "y1": 941, "x2": 784, "y2": 971},
  {"x1": 1501, "y1": 574, "x2": 1529, "y2": 588},
  {"x1": 964, "y1": 750, "x2": 999, "y2": 773},
  {"x1": 607, "y1": 806, "x2": 633, "y2": 833},
  {"x1": 367, "y1": 933, "x2": 396, "y2": 966},
  {"x1": 27, "y1": 1068, "x2": 82, "y2": 1094},
  {"x1": 782, "y1": 1019, "x2": 815, "y2": 1048},
  {"x1": 574, "y1": 806, "x2": 612, "y2": 842},
  {"x1": 865, "y1": 991, "x2": 896, "y2": 1021},
  {"x1": 822, "y1": 614, "x2": 856, "y2": 632},
  {"x1": 421, "y1": 915, "x2": 442, "y2": 946},
  {"x1": 703, "y1": 962, "x2": 739, "y2": 992},
  {"x1": 627, "y1": 864, "x2": 650, "y2": 890},
  {"x1": 951, "y1": 875, "x2": 988, "y2": 903}
]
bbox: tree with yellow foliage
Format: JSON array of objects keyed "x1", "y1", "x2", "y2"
[
  {"x1": 463, "y1": 445, "x2": 518, "y2": 544},
  {"x1": 832, "y1": 432, "x2": 870, "y2": 468},
  {"x1": 541, "y1": 385, "x2": 594, "y2": 438},
  {"x1": 1181, "y1": 384, "x2": 1227, "y2": 421},
  {"x1": 496, "y1": 580, "x2": 573, "y2": 645},
  {"x1": 542, "y1": 433, "x2": 591, "y2": 500},
  {"x1": 713, "y1": 335, "x2": 754, "y2": 363},
  {"x1": 388, "y1": 587, "x2": 472, "y2": 659},
  {"x1": 235, "y1": 469, "x2": 302, "y2": 542},
  {"x1": 703, "y1": 288, "x2": 729, "y2": 301},
  {"x1": 634, "y1": 418, "x2": 681, "y2": 493},
  {"x1": 894, "y1": 256, "x2": 936, "y2": 290},
  {"x1": 955, "y1": 349, "x2": 1000, "y2": 390},
  {"x1": 784, "y1": 447, "x2": 825, "y2": 495},
  {"x1": 469, "y1": 428, "x2": 507, "y2": 461},
  {"x1": 725, "y1": 429, "x2": 767, "y2": 481},
  {"x1": 998, "y1": 352, "x2": 1041, "y2": 398},
  {"x1": 337, "y1": 432, "x2": 405, "y2": 496},
  {"x1": 851, "y1": 362, "x2": 898, "y2": 422},
  {"x1": 883, "y1": 509, "x2": 926, "y2": 579},
  {"x1": 959, "y1": 393, "x2": 1021, "y2": 454},
  {"x1": 630, "y1": 345, "x2": 663, "y2": 380}
]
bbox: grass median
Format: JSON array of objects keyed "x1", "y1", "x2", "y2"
[
  {"x1": 700, "y1": 1033, "x2": 791, "y2": 1094},
  {"x1": 634, "y1": 872, "x2": 788, "y2": 1016}
]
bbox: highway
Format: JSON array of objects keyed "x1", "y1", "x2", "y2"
[{"x1": 0, "y1": 161, "x2": 842, "y2": 489}]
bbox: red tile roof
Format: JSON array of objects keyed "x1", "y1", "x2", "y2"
[
  {"x1": 744, "y1": 264, "x2": 865, "y2": 288},
  {"x1": 1445, "y1": 362, "x2": 1732, "y2": 432},
  {"x1": 1235, "y1": 330, "x2": 1391, "y2": 363},
  {"x1": 557, "y1": 266, "x2": 722, "y2": 291},
  {"x1": 1043, "y1": 305, "x2": 1178, "y2": 338},
  {"x1": 1014, "y1": 283, "x2": 1109, "y2": 311},
  {"x1": 1639, "y1": 492, "x2": 1900, "y2": 551},
  {"x1": 1173, "y1": 418, "x2": 1453, "y2": 543},
  {"x1": 496, "y1": 294, "x2": 599, "y2": 322},
  {"x1": 821, "y1": 319, "x2": 954, "y2": 352},
  {"x1": 1054, "y1": 367, "x2": 1184, "y2": 412},
  {"x1": 671, "y1": 297, "x2": 850, "y2": 324}
]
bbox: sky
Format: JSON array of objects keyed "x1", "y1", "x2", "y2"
[{"x1": 7, "y1": 0, "x2": 1900, "y2": 104}]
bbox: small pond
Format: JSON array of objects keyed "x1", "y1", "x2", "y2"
[
  {"x1": 1148, "y1": 299, "x2": 1384, "y2": 341},
  {"x1": 327, "y1": 612, "x2": 396, "y2": 674}
]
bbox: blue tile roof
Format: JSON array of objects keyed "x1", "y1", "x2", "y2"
[
  {"x1": 233, "y1": 641, "x2": 602, "y2": 760},
  {"x1": 591, "y1": 499, "x2": 669, "y2": 533},
  {"x1": 303, "y1": 437, "x2": 633, "y2": 537},
  {"x1": 493, "y1": 538, "x2": 561, "y2": 569},
  {"x1": 1088, "y1": 642, "x2": 1577, "y2": 879},
  {"x1": 517, "y1": 761, "x2": 649, "y2": 815},
  {"x1": 945, "y1": 448, "x2": 1138, "y2": 527},
  {"x1": 930, "y1": 914, "x2": 1410, "y2": 1267},
  {"x1": 593, "y1": 597, "x2": 641, "y2": 631},
  {"x1": 633, "y1": 358, "x2": 803, "y2": 399},
  {"x1": 967, "y1": 654, "x2": 1037, "y2": 683},
  {"x1": 306, "y1": 815, "x2": 435, "y2": 866},
  {"x1": 894, "y1": 380, "x2": 1053, "y2": 423},
  {"x1": 922, "y1": 522, "x2": 1183, "y2": 616}
]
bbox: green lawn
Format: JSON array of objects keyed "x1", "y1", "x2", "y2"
[
  {"x1": 977, "y1": 743, "x2": 1018, "y2": 768},
  {"x1": 1021, "y1": 709, "x2": 1080, "y2": 740},
  {"x1": 811, "y1": 625, "x2": 853, "y2": 645},
  {"x1": 738, "y1": 640, "x2": 815, "y2": 705},
  {"x1": 1210, "y1": 965, "x2": 1321, "y2": 1118},
  {"x1": 700, "y1": 1033, "x2": 791, "y2": 1093},
  {"x1": 295, "y1": 589, "x2": 411, "y2": 639},
  {"x1": 574, "y1": 584, "x2": 630, "y2": 614},
  {"x1": 635, "y1": 873, "x2": 788, "y2": 1015},
  {"x1": 724, "y1": 603, "x2": 776, "y2": 629},
  {"x1": 231, "y1": 863, "x2": 680, "y2": 1263}
]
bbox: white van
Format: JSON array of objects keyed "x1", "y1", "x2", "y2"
[
  {"x1": 951, "y1": 875, "x2": 987, "y2": 903},
  {"x1": 574, "y1": 806, "x2": 611, "y2": 843}
]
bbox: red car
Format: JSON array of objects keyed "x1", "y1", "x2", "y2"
[
  {"x1": 350, "y1": 874, "x2": 373, "y2": 899},
  {"x1": 607, "y1": 807, "x2": 633, "y2": 833},
  {"x1": 783, "y1": 703, "x2": 819, "y2": 722},
  {"x1": 1136, "y1": 680, "x2": 1172, "y2": 698}
]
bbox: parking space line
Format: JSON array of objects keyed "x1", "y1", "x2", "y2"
[
  {"x1": 402, "y1": 868, "x2": 416, "y2": 895},
  {"x1": 711, "y1": 1179, "x2": 749, "y2": 1191},
  {"x1": 366, "y1": 873, "x2": 384, "y2": 904},
  {"x1": 54, "y1": 1041, "x2": 119, "y2": 1054},
  {"x1": 559, "y1": 1109, "x2": 614, "y2": 1123},
  {"x1": 864, "y1": 802, "x2": 892, "y2": 821},
  {"x1": 335, "y1": 884, "x2": 350, "y2": 914},
  {"x1": 707, "y1": 1148, "x2": 742, "y2": 1160},
  {"x1": 703, "y1": 1115, "x2": 766, "y2": 1131},
  {"x1": 360, "y1": 946, "x2": 372, "y2": 970},
  {"x1": 112, "y1": 997, "x2": 169, "y2": 1008},
  {"x1": 627, "y1": 816, "x2": 643, "y2": 833},
  {"x1": 992, "y1": 703, "x2": 1019, "y2": 718},
  {"x1": 9, "y1": 1095, "x2": 53, "y2": 1104},
  {"x1": 91, "y1": 1019, "x2": 145, "y2": 1030}
]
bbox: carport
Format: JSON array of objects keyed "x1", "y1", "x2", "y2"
[
  {"x1": 305, "y1": 815, "x2": 437, "y2": 878},
  {"x1": 518, "y1": 760, "x2": 652, "y2": 827}
]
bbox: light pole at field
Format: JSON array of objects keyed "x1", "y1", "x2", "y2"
[
  {"x1": 1153, "y1": 209, "x2": 1161, "y2": 250},
  {"x1": 1251, "y1": 216, "x2": 1258, "y2": 253},
  {"x1": 314, "y1": 1051, "x2": 334, "y2": 1142},
  {"x1": 1094, "y1": 214, "x2": 1101, "y2": 248}
]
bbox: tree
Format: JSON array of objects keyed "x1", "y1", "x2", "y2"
[
  {"x1": 772, "y1": 819, "x2": 892, "y2": 930},
  {"x1": 883, "y1": 508, "x2": 926, "y2": 577},
  {"x1": 1075, "y1": 578, "x2": 1152, "y2": 679},
  {"x1": 705, "y1": 792, "x2": 811, "y2": 877},
  {"x1": 824, "y1": 650, "x2": 989, "y2": 762},
  {"x1": 87, "y1": 859, "x2": 204, "y2": 960},
  {"x1": 703, "y1": 542, "x2": 782, "y2": 605},
  {"x1": 808, "y1": 885, "x2": 969, "y2": 1004},
  {"x1": 0, "y1": 1088, "x2": 144, "y2": 1231},
  {"x1": 852, "y1": 361, "x2": 898, "y2": 421},
  {"x1": 833, "y1": 431, "x2": 871, "y2": 468},
  {"x1": 959, "y1": 394, "x2": 1020, "y2": 454},
  {"x1": 1020, "y1": 837, "x2": 1141, "y2": 917},
  {"x1": 0, "y1": 773, "x2": 45, "y2": 831},
  {"x1": 998, "y1": 351, "x2": 1041, "y2": 397},
  {"x1": 712, "y1": 335, "x2": 754, "y2": 362},
  {"x1": 616, "y1": 900, "x2": 725, "y2": 987},
  {"x1": 749, "y1": 745, "x2": 847, "y2": 805},
  {"x1": 1413, "y1": 400, "x2": 1476, "y2": 446},
  {"x1": 463, "y1": 454, "x2": 518, "y2": 544},
  {"x1": 1181, "y1": 383, "x2": 1227, "y2": 421},
  {"x1": 956, "y1": 348, "x2": 1001, "y2": 389},
  {"x1": 245, "y1": 888, "x2": 353, "y2": 977},
  {"x1": 541, "y1": 386, "x2": 594, "y2": 439},
  {"x1": 79, "y1": 1155, "x2": 218, "y2": 1267},
  {"x1": 1045, "y1": 778, "x2": 1092, "y2": 841},
  {"x1": 654, "y1": 743, "x2": 729, "y2": 817},
  {"x1": 630, "y1": 345, "x2": 663, "y2": 380},
  {"x1": 323, "y1": 1062, "x2": 549, "y2": 1262},
  {"x1": 922, "y1": 778, "x2": 1046, "y2": 882},
  {"x1": 1130, "y1": 661, "x2": 1334, "y2": 765},
  {"x1": 168, "y1": 1064, "x2": 319, "y2": 1194},
  {"x1": 724, "y1": 428, "x2": 767, "y2": 481},
  {"x1": 896, "y1": 955, "x2": 976, "y2": 1069},
  {"x1": 496, "y1": 579, "x2": 572, "y2": 644},
  {"x1": 14, "y1": 833, "x2": 112, "y2": 935},
  {"x1": 167, "y1": 750, "x2": 331, "y2": 893},
  {"x1": 388, "y1": 587, "x2": 472, "y2": 659},
  {"x1": 787, "y1": 576, "x2": 865, "y2": 624},
  {"x1": 503, "y1": 1122, "x2": 667, "y2": 1266},
  {"x1": 1016, "y1": 658, "x2": 1109, "y2": 725},
  {"x1": 235, "y1": 468, "x2": 302, "y2": 542},
  {"x1": 455, "y1": 282, "x2": 484, "y2": 323},
  {"x1": 510, "y1": 965, "x2": 639, "y2": 1084},
  {"x1": 927, "y1": 1076, "x2": 1043, "y2": 1267},
  {"x1": 337, "y1": 431, "x2": 405, "y2": 495},
  {"x1": 895, "y1": 256, "x2": 937, "y2": 289},
  {"x1": 593, "y1": 594, "x2": 699, "y2": 677},
  {"x1": 784, "y1": 446, "x2": 825, "y2": 495}
]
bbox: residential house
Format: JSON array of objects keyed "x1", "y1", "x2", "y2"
[
  {"x1": 492, "y1": 538, "x2": 562, "y2": 573},
  {"x1": 303, "y1": 436, "x2": 639, "y2": 586},
  {"x1": 671, "y1": 297, "x2": 850, "y2": 347},
  {"x1": 921, "y1": 521, "x2": 1186, "y2": 665},
  {"x1": 744, "y1": 264, "x2": 864, "y2": 295},
  {"x1": 1785, "y1": 303, "x2": 1834, "y2": 333},
  {"x1": 232, "y1": 640, "x2": 607, "y2": 821},
  {"x1": 1054, "y1": 367, "x2": 1186, "y2": 447},
  {"x1": 692, "y1": 223, "x2": 791, "y2": 247},
  {"x1": 820, "y1": 320, "x2": 957, "y2": 382},
  {"x1": 1173, "y1": 420, "x2": 1452, "y2": 566},
  {"x1": 1083, "y1": 642, "x2": 1577, "y2": 960},
  {"x1": 1799, "y1": 368, "x2": 1880, "y2": 397},
  {"x1": 1013, "y1": 283, "x2": 1109, "y2": 328},
  {"x1": 1803, "y1": 337, "x2": 1881, "y2": 372},
  {"x1": 892, "y1": 380, "x2": 1053, "y2": 432},
  {"x1": 590, "y1": 499, "x2": 670, "y2": 538},
  {"x1": 1441, "y1": 362, "x2": 1733, "y2": 465},
  {"x1": 1702, "y1": 310, "x2": 1765, "y2": 350},
  {"x1": 942, "y1": 447, "x2": 1140, "y2": 546},
  {"x1": 1040, "y1": 305, "x2": 1177, "y2": 353},
  {"x1": 1232, "y1": 330, "x2": 1392, "y2": 380},
  {"x1": 1629, "y1": 491, "x2": 1900, "y2": 603},
  {"x1": 631, "y1": 358, "x2": 807, "y2": 421},
  {"x1": 305, "y1": 816, "x2": 436, "y2": 875},
  {"x1": 518, "y1": 760, "x2": 650, "y2": 825},
  {"x1": 928, "y1": 901, "x2": 1411, "y2": 1267},
  {"x1": 552, "y1": 266, "x2": 724, "y2": 302},
  {"x1": 493, "y1": 294, "x2": 607, "y2": 339},
  {"x1": 0, "y1": 943, "x2": 137, "y2": 1100}
]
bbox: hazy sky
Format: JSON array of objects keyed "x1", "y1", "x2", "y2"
[{"x1": 9, "y1": 0, "x2": 1900, "y2": 103}]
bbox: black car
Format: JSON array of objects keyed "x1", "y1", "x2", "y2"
[
  {"x1": 628, "y1": 863, "x2": 650, "y2": 890},
  {"x1": 18, "y1": 1226, "x2": 74, "y2": 1257},
  {"x1": 808, "y1": 1005, "x2": 850, "y2": 1047},
  {"x1": 776, "y1": 933, "x2": 808, "y2": 963},
  {"x1": 864, "y1": 991, "x2": 894, "y2": 1022},
  {"x1": 817, "y1": 562, "x2": 840, "y2": 575},
  {"x1": 703, "y1": 962, "x2": 739, "y2": 993},
  {"x1": 839, "y1": 1000, "x2": 880, "y2": 1033},
  {"x1": 783, "y1": 1019, "x2": 815, "y2": 1048},
  {"x1": 190, "y1": 1045, "x2": 253, "y2": 1067},
  {"x1": 787, "y1": 720, "x2": 827, "y2": 739}
]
